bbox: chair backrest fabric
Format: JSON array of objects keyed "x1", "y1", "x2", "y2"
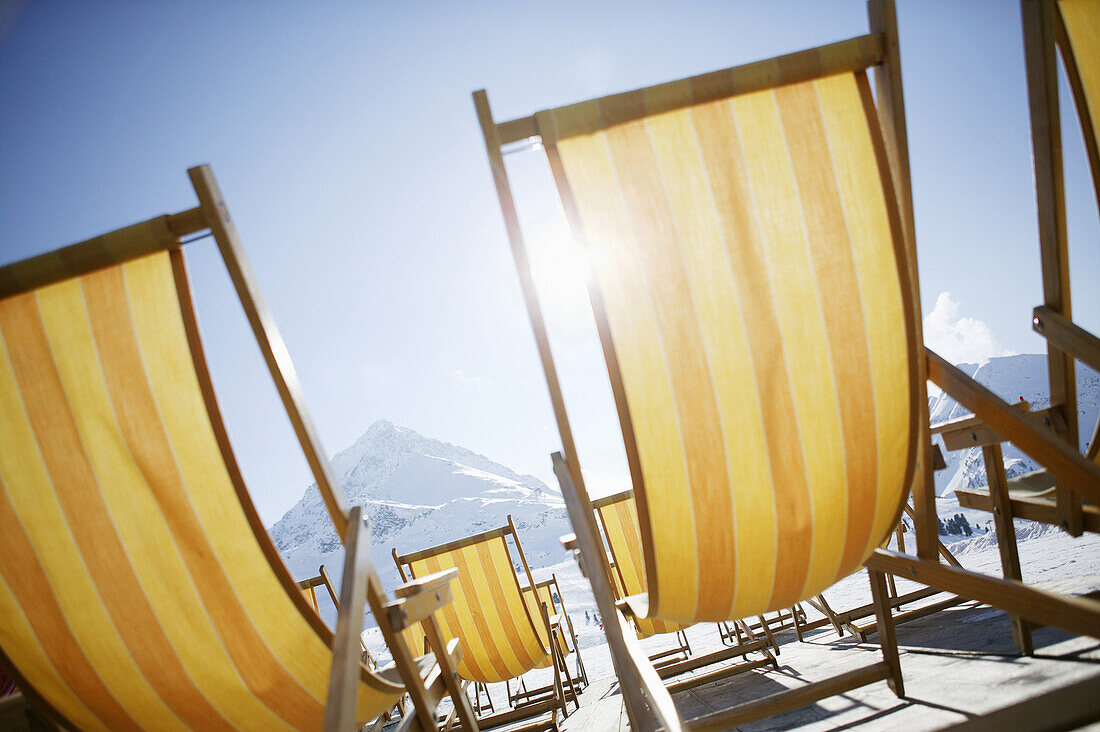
[
  {"x1": 399, "y1": 531, "x2": 549, "y2": 684},
  {"x1": 538, "y1": 69, "x2": 917, "y2": 623},
  {"x1": 593, "y1": 492, "x2": 691, "y2": 637},
  {"x1": 0, "y1": 247, "x2": 397, "y2": 730}
]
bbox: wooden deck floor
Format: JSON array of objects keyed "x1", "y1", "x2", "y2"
[{"x1": 443, "y1": 599, "x2": 1100, "y2": 731}]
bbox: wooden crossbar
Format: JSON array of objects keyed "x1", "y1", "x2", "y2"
[
  {"x1": 495, "y1": 33, "x2": 885, "y2": 145},
  {"x1": 0, "y1": 207, "x2": 206, "y2": 299},
  {"x1": 867, "y1": 548, "x2": 1100, "y2": 640},
  {"x1": 394, "y1": 525, "x2": 510, "y2": 565}
]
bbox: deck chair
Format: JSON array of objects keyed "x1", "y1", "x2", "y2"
[
  {"x1": 393, "y1": 517, "x2": 576, "y2": 731},
  {"x1": 950, "y1": 0, "x2": 1100, "y2": 541},
  {"x1": 942, "y1": 0, "x2": 1100, "y2": 656},
  {"x1": 593, "y1": 490, "x2": 780, "y2": 687},
  {"x1": 476, "y1": 0, "x2": 924, "y2": 722},
  {"x1": 0, "y1": 165, "x2": 477, "y2": 732}
]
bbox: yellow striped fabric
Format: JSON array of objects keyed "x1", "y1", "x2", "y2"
[
  {"x1": 1060, "y1": 0, "x2": 1100, "y2": 188},
  {"x1": 542, "y1": 71, "x2": 915, "y2": 623},
  {"x1": 400, "y1": 621, "x2": 429, "y2": 658},
  {"x1": 404, "y1": 536, "x2": 549, "y2": 684},
  {"x1": 0, "y1": 249, "x2": 399, "y2": 730},
  {"x1": 521, "y1": 583, "x2": 569, "y2": 669},
  {"x1": 594, "y1": 493, "x2": 691, "y2": 638}
]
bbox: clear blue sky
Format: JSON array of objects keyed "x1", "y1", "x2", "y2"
[{"x1": 2, "y1": 1, "x2": 1097, "y2": 525}]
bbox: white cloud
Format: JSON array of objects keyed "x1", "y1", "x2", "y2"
[{"x1": 923, "y1": 291, "x2": 1011, "y2": 365}]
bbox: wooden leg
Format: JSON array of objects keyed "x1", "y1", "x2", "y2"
[
  {"x1": 983, "y1": 444, "x2": 1035, "y2": 656},
  {"x1": 553, "y1": 452, "x2": 677, "y2": 732},
  {"x1": 324, "y1": 507, "x2": 371, "y2": 732},
  {"x1": 791, "y1": 606, "x2": 804, "y2": 642},
  {"x1": 423, "y1": 616, "x2": 479, "y2": 731},
  {"x1": 738, "y1": 620, "x2": 779, "y2": 670},
  {"x1": 868, "y1": 568, "x2": 905, "y2": 697},
  {"x1": 757, "y1": 614, "x2": 779, "y2": 652}
]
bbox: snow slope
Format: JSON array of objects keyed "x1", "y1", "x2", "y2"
[
  {"x1": 929, "y1": 354, "x2": 1098, "y2": 498},
  {"x1": 270, "y1": 420, "x2": 570, "y2": 610}
]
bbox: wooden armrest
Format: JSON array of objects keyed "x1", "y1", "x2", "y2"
[
  {"x1": 560, "y1": 533, "x2": 578, "y2": 551},
  {"x1": 387, "y1": 569, "x2": 458, "y2": 631},
  {"x1": 1033, "y1": 305, "x2": 1100, "y2": 374},
  {"x1": 548, "y1": 613, "x2": 563, "y2": 628},
  {"x1": 395, "y1": 567, "x2": 459, "y2": 598}
]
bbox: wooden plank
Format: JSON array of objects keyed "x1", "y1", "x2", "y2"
[
  {"x1": 319, "y1": 565, "x2": 340, "y2": 609},
  {"x1": 926, "y1": 348, "x2": 1100, "y2": 509},
  {"x1": 687, "y1": 663, "x2": 892, "y2": 730},
  {"x1": 553, "y1": 452, "x2": 673, "y2": 732},
  {"x1": 866, "y1": 548, "x2": 1100, "y2": 639},
  {"x1": 188, "y1": 165, "x2": 350, "y2": 539},
  {"x1": 387, "y1": 570, "x2": 457, "y2": 631},
  {"x1": 394, "y1": 525, "x2": 508, "y2": 565},
  {"x1": 424, "y1": 625, "x2": 478, "y2": 732},
  {"x1": 868, "y1": 0, "x2": 935, "y2": 562},
  {"x1": 868, "y1": 569, "x2": 904, "y2": 695},
  {"x1": 495, "y1": 33, "x2": 884, "y2": 144},
  {"x1": 849, "y1": 595, "x2": 968, "y2": 641},
  {"x1": 0, "y1": 207, "x2": 206, "y2": 299},
  {"x1": 983, "y1": 443, "x2": 1035, "y2": 655},
  {"x1": 323, "y1": 507, "x2": 369, "y2": 732},
  {"x1": 450, "y1": 698, "x2": 557, "y2": 732},
  {"x1": 1033, "y1": 305, "x2": 1100, "y2": 374},
  {"x1": 938, "y1": 405, "x2": 1062, "y2": 452},
  {"x1": 938, "y1": 672, "x2": 1100, "y2": 731},
  {"x1": 665, "y1": 657, "x2": 773, "y2": 695},
  {"x1": 655, "y1": 639, "x2": 768, "y2": 680},
  {"x1": 956, "y1": 486, "x2": 1100, "y2": 532},
  {"x1": 932, "y1": 400, "x2": 1031, "y2": 439},
  {"x1": 1023, "y1": 0, "x2": 1083, "y2": 536}
]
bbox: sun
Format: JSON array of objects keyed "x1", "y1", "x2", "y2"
[{"x1": 526, "y1": 216, "x2": 593, "y2": 330}]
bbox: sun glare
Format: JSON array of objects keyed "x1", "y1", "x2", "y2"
[{"x1": 527, "y1": 217, "x2": 593, "y2": 330}]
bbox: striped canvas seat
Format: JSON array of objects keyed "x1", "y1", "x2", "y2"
[
  {"x1": 538, "y1": 67, "x2": 917, "y2": 625},
  {"x1": 393, "y1": 526, "x2": 549, "y2": 685},
  {"x1": 520, "y1": 582, "x2": 570, "y2": 669},
  {"x1": 0, "y1": 166, "x2": 475, "y2": 732},
  {"x1": 592, "y1": 492, "x2": 691, "y2": 638}
]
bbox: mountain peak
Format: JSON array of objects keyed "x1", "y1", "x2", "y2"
[{"x1": 366, "y1": 418, "x2": 397, "y2": 433}]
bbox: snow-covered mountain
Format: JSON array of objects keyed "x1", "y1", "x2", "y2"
[
  {"x1": 270, "y1": 420, "x2": 569, "y2": 598},
  {"x1": 930, "y1": 354, "x2": 1098, "y2": 498}
]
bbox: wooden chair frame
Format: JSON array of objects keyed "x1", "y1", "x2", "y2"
[
  {"x1": 0, "y1": 165, "x2": 478, "y2": 732},
  {"x1": 898, "y1": 0, "x2": 1100, "y2": 660},
  {"x1": 476, "y1": 0, "x2": 1100, "y2": 725},
  {"x1": 393, "y1": 517, "x2": 576, "y2": 730}
]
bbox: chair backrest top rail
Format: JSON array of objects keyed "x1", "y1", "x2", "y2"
[
  {"x1": 0, "y1": 207, "x2": 206, "y2": 300},
  {"x1": 493, "y1": 32, "x2": 883, "y2": 146},
  {"x1": 394, "y1": 524, "x2": 511, "y2": 565}
]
